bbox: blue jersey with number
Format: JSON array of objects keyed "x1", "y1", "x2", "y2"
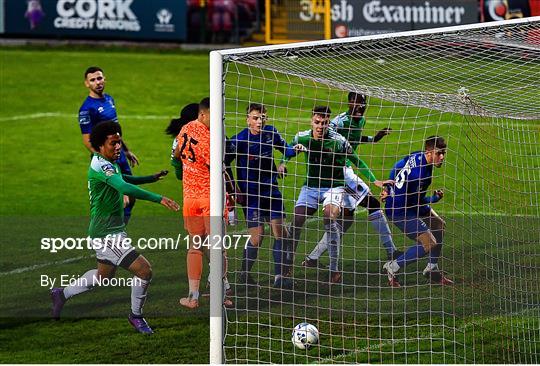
[
  {"x1": 78, "y1": 94, "x2": 118, "y2": 134},
  {"x1": 227, "y1": 125, "x2": 295, "y2": 196},
  {"x1": 385, "y1": 151, "x2": 433, "y2": 217}
]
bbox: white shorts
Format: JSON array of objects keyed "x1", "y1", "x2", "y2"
[
  {"x1": 343, "y1": 166, "x2": 370, "y2": 208},
  {"x1": 295, "y1": 186, "x2": 355, "y2": 209},
  {"x1": 93, "y1": 232, "x2": 139, "y2": 268}
]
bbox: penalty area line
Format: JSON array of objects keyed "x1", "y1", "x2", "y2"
[
  {"x1": 0, "y1": 113, "x2": 170, "y2": 122},
  {"x1": 0, "y1": 255, "x2": 90, "y2": 277},
  {"x1": 1, "y1": 113, "x2": 534, "y2": 128}
]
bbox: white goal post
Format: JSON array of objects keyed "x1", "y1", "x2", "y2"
[{"x1": 210, "y1": 17, "x2": 540, "y2": 364}]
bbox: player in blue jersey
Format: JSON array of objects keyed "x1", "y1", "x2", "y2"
[
  {"x1": 79, "y1": 66, "x2": 139, "y2": 224},
  {"x1": 226, "y1": 103, "x2": 299, "y2": 289},
  {"x1": 382, "y1": 136, "x2": 454, "y2": 287}
]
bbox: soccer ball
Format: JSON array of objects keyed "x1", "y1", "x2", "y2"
[{"x1": 291, "y1": 322, "x2": 319, "y2": 350}]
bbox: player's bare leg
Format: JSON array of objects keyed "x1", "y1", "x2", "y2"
[
  {"x1": 50, "y1": 262, "x2": 115, "y2": 319},
  {"x1": 180, "y1": 235, "x2": 206, "y2": 309}
]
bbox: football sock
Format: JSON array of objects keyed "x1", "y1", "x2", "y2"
[
  {"x1": 326, "y1": 221, "x2": 341, "y2": 272},
  {"x1": 308, "y1": 235, "x2": 328, "y2": 260},
  {"x1": 272, "y1": 239, "x2": 283, "y2": 276},
  {"x1": 424, "y1": 262, "x2": 439, "y2": 272},
  {"x1": 368, "y1": 210, "x2": 397, "y2": 257},
  {"x1": 397, "y1": 243, "x2": 427, "y2": 268},
  {"x1": 123, "y1": 197, "x2": 135, "y2": 225},
  {"x1": 242, "y1": 240, "x2": 259, "y2": 273},
  {"x1": 429, "y1": 244, "x2": 442, "y2": 265},
  {"x1": 63, "y1": 269, "x2": 98, "y2": 300},
  {"x1": 130, "y1": 276, "x2": 150, "y2": 316},
  {"x1": 309, "y1": 215, "x2": 353, "y2": 260},
  {"x1": 187, "y1": 249, "x2": 203, "y2": 299},
  {"x1": 429, "y1": 228, "x2": 444, "y2": 265}
]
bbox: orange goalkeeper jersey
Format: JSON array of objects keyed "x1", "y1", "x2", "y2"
[{"x1": 176, "y1": 120, "x2": 210, "y2": 199}]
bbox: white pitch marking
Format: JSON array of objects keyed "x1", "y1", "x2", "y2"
[
  {"x1": 0, "y1": 112, "x2": 63, "y2": 121},
  {"x1": 0, "y1": 255, "x2": 89, "y2": 276},
  {"x1": 318, "y1": 308, "x2": 536, "y2": 364},
  {"x1": 1, "y1": 112, "x2": 536, "y2": 129},
  {"x1": 0, "y1": 113, "x2": 170, "y2": 122}
]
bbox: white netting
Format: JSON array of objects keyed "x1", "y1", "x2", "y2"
[{"x1": 217, "y1": 18, "x2": 540, "y2": 363}]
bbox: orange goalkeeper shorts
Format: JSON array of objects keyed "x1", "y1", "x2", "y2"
[{"x1": 183, "y1": 197, "x2": 210, "y2": 236}]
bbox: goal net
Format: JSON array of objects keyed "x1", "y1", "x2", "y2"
[{"x1": 209, "y1": 17, "x2": 540, "y2": 364}]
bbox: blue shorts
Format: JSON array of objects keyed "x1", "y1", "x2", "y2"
[
  {"x1": 388, "y1": 212, "x2": 429, "y2": 240},
  {"x1": 245, "y1": 190, "x2": 285, "y2": 228}
]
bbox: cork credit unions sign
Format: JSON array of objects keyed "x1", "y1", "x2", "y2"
[{"x1": 4, "y1": 0, "x2": 186, "y2": 41}]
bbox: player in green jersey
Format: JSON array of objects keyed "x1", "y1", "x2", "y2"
[
  {"x1": 279, "y1": 106, "x2": 392, "y2": 284},
  {"x1": 303, "y1": 92, "x2": 401, "y2": 268},
  {"x1": 50, "y1": 122, "x2": 179, "y2": 334},
  {"x1": 331, "y1": 92, "x2": 391, "y2": 148}
]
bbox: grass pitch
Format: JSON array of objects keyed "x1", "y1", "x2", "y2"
[
  {"x1": 1, "y1": 46, "x2": 539, "y2": 364},
  {"x1": 0, "y1": 47, "x2": 212, "y2": 363}
]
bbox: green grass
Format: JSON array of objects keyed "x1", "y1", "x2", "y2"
[
  {"x1": 1, "y1": 46, "x2": 539, "y2": 363},
  {"x1": 0, "y1": 47, "x2": 212, "y2": 363}
]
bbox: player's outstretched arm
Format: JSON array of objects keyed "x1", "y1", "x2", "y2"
[
  {"x1": 160, "y1": 196, "x2": 180, "y2": 211},
  {"x1": 122, "y1": 170, "x2": 169, "y2": 185},
  {"x1": 423, "y1": 189, "x2": 444, "y2": 204},
  {"x1": 347, "y1": 149, "x2": 377, "y2": 183},
  {"x1": 360, "y1": 127, "x2": 392, "y2": 143},
  {"x1": 278, "y1": 135, "x2": 302, "y2": 178},
  {"x1": 106, "y1": 174, "x2": 164, "y2": 203},
  {"x1": 120, "y1": 140, "x2": 139, "y2": 167},
  {"x1": 373, "y1": 127, "x2": 392, "y2": 142},
  {"x1": 272, "y1": 127, "x2": 298, "y2": 158},
  {"x1": 125, "y1": 151, "x2": 139, "y2": 167}
]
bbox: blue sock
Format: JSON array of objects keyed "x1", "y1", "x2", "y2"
[
  {"x1": 242, "y1": 241, "x2": 259, "y2": 273},
  {"x1": 123, "y1": 205, "x2": 133, "y2": 225},
  {"x1": 397, "y1": 243, "x2": 426, "y2": 268},
  {"x1": 429, "y1": 244, "x2": 442, "y2": 265},
  {"x1": 368, "y1": 210, "x2": 396, "y2": 256},
  {"x1": 429, "y1": 229, "x2": 443, "y2": 265},
  {"x1": 273, "y1": 239, "x2": 283, "y2": 276}
]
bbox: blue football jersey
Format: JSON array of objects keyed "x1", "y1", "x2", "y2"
[
  {"x1": 78, "y1": 94, "x2": 131, "y2": 175},
  {"x1": 385, "y1": 151, "x2": 433, "y2": 217},
  {"x1": 78, "y1": 94, "x2": 118, "y2": 134},
  {"x1": 227, "y1": 125, "x2": 295, "y2": 196}
]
